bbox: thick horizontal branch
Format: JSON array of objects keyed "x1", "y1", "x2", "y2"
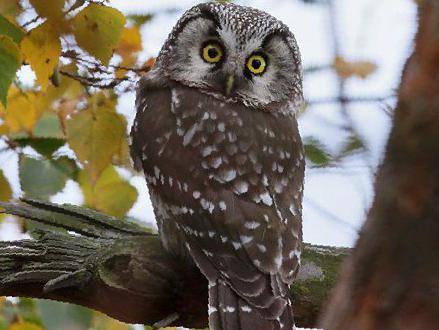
[{"x1": 0, "y1": 199, "x2": 348, "y2": 328}]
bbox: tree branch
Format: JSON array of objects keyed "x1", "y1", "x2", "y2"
[{"x1": 0, "y1": 199, "x2": 348, "y2": 328}]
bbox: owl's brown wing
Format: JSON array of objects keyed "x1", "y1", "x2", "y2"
[{"x1": 131, "y1": 78, "x2": 304, "y2": 325}]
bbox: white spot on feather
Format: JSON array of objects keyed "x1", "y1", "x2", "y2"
[
  {"x1": 240, "y1": 235, "x2": 253, "y2": 244},
  {"x1": 183, "y1": 123, "x2": 199, "y2": 146},
  {"x1": 219, "y1": 201, "x2": 227, "y2": 211},
  {"x1": 241, "y1": 305, "x2": 252, "y2": 313},
  {"x1": 260, "y1": 192, "x2": 273, "y2": 206},
  {"x1": 244, "y1": 221, "x2": 260, "y2": 229}
]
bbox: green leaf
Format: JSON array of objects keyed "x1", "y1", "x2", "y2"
[
  {"x1": 338, "y1": 134, "x2": 366, "y2": 158},
  {"x1": 17, "y1": 298, "x2": 44, "y2": 327},
  {"x1": 65, "y1": 96, "x2": 127, "y2": 182},
  {"x1": 15, "y1": 137, "x2": 65, "y2": 157},
  {"x1": 126, "y1": 14, "x2": 153, "y2": 26},
  {"x1": 19, "y1": 155, "x2": 70, "y2": 199},
  {"x1": 71, "y1": 3, "x2": 125, "y2": 65},
  {"x1": 52, "y1": 156, "x2": 78, "y2": 179},
  {"x1": 37, "y1": 300, "x2": 93, "y2": 330},
  {"x1": 0, "y1": 14, "x2": 24, "y2": 43},
  {"x1": 304, "y1": 137, "x2": 332, "y2": 167},
  {"x1": 0, "y1": 35, "x2": 21, "y2": 107},
  {"x1": 33, "y1": 113, "x2": 64, "y2": 138},
  {"x1": 79, "y1": 165, "x2": 138, "y2": 218}
]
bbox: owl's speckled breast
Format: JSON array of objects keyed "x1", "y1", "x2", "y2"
[{"x1": 133, "y1": 81, "x2": 304, "y2": 282}]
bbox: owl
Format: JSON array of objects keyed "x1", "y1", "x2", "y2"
[{"x1": 130, "y1": 2, "x2": 304, "y2": 330}]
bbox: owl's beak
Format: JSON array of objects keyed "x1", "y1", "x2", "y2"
[{"x1": 225, "y1": 74, "x2": 235, "y2": 96}]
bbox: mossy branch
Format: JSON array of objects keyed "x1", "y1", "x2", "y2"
[{"x1": 0, "y1": 199, "x2": 348, "y2": 328}]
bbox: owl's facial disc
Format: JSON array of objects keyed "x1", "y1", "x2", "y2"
[{"x1": 162, "y1": 4, "x2": 302, "y2": 108}]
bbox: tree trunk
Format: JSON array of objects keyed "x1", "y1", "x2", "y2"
[{"x1": 320, "y1": 1, "x2": 439, "y2": 329}]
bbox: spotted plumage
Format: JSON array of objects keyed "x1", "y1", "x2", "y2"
[{"x1": 130, "y1": 2, "x2": 304, "y2": 330}]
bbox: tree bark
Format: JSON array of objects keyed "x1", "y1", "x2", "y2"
[
  {"x1": 320, "y1": 2, "x2": 439, "y2": 329},
  {"x1": 0, "y1": 199, "x2": 348, "y2": 329}
]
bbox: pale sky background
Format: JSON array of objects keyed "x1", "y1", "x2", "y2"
[{"x1": 0, "y1": 0, "x2": 417, "y2": 249}]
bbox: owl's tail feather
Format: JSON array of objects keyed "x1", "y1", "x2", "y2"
[{"x1": 208, "y1": 279, "x2": 295, "y2": 330}]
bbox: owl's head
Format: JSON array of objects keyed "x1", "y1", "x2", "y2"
[{"x1": 155, "y1": 2, "x2": 303, "y2": 109}]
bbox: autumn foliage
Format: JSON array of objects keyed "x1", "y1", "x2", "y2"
[{"x1": 0, "y1": 1, "x2": 151, "y2": 328}]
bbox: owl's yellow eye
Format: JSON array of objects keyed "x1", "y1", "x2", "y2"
[
  {"x1": 201, "y1": 42, "x2": 223, "y2": 63},
  {"x1": 246, "y1": 54, "x2": 267, "y2": 75}
]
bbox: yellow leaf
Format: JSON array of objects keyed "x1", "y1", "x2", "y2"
[
  {"x1": 39, "y1": 67, "x2": 84, "y2": 113},
  {"x1": 3, "y1": 88, "x2": 39, "y2": 133},
  {"x1": 116, "y1": 26, "x2": 142, "y2": 58},
  {"x1": 65, "y1": 93, "x2": 126, "y2": 182},
  {"x1": 0, "y1": 0, "x2": 22, "y2": 17},
  {"x1": 333, "y1": 56, "x2": 377, "y2": 80},
  {"x1": 21, "y1": 21, "x2": 61, "y2": 90},
  {"x1": 91, "y1": 312, "x2": 131, "y2": 330},
  {"x1": 113, "y1": 136, "x2": 131, "y2": 167},
  {"x1": 79, "y1": 166, "x2": 137, "y2": 218},
  {"x1": 29, "y1": 0, "x2": 64, "y2": 24},
  {"x1": 0, "y1": 124, "x2": 8, "y2": 135},
  {"x1": 71, "y1": 4, "x2": 125, "y2": 65},
  {"x1": 8, "y1": 321, "x2": 43, "y2": 330},
  {"x1": 0, "y1": 170, "x2": 12, "y2": 201},
  {"x1": 0, "y1": 170, "x2": 12, "y2": 218}
]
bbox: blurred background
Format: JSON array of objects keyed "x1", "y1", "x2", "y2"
[
  {"x1": 1, "y1": 0, "x2": 417, "y2": 246},
  {"x1": 0, "y1": 0, "x2": 417, "y2": 329}
]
